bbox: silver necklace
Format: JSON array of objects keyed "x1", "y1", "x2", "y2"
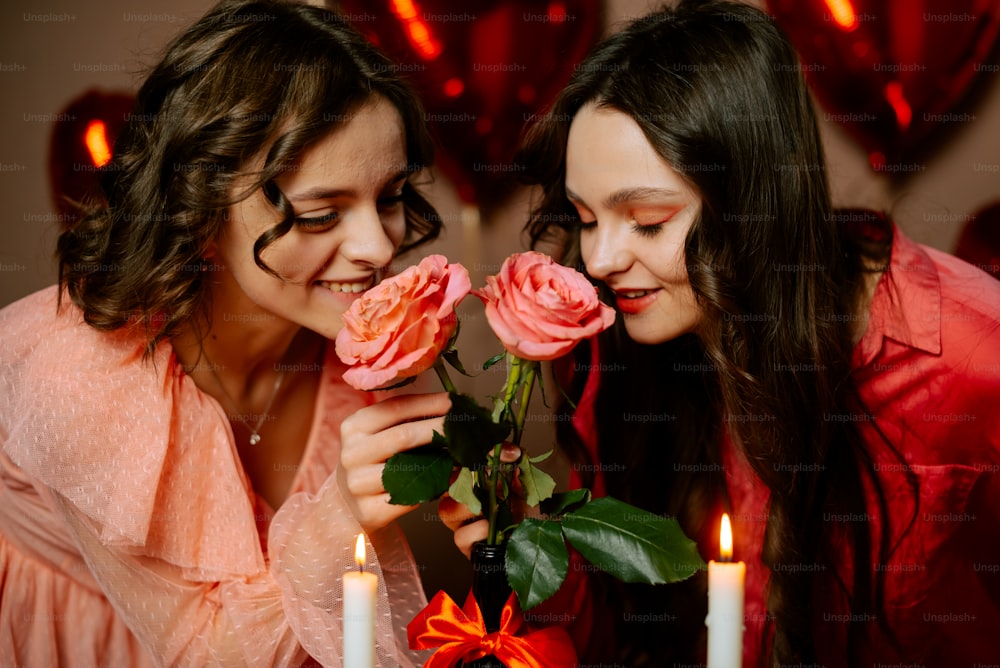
[{"x1": 202, "y1": 351, "x2": 286, "y2": 446}]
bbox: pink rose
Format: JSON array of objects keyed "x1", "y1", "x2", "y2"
[
  {"x1": 335, "y1": 255, "x2": 471, "y2": 390},
  {"x1": 476, "y1": 251, "x2": 615, "y2": 361}
]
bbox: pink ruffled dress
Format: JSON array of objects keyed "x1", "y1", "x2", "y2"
[{"x1": 0, "y1": 286, "x2": 429, "y2": 667}]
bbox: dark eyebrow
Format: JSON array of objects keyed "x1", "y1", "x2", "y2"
[
  {"x1": 566, "y1": 185, "x2": 680, "y2": 210},
  {"x1": 288, "y1": 187, "x2": 349, "y2": 202},
  {"x1": 287, "y1": 170, "x2": 409, "y2": 203}
]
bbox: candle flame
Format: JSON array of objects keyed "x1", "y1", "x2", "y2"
[
  {"x1": 720, "y1": 513, "x2": 733, "y2": 561},
  {"x1": 354, "y1": 533, "x2": 366, "y2": 569}
]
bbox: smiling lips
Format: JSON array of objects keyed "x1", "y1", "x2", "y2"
[
  {"x1": 614, "y1": 288, "x2": 660, "y2": 314},
  {"x1": 317, "y1": 277, "x2": 375, "y2": 294}
]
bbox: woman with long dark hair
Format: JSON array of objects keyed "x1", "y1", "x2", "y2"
[
  {"x1": 0, "y1": 1, "x2": 449, "y2": 665},
  {"x1": 445, "y1": 1, "x2": 1000, "y2": 665}
]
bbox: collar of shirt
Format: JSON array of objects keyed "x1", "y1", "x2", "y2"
[{"x1": 854, "y1": 224, "x2": 942, "y2": 368}]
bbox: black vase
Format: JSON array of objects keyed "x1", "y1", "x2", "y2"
[{"x1": 458, "y1": 541, "x2": 511, "y2": 668}]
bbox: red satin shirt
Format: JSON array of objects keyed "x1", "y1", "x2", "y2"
[{"x1": 566, "y1": 225, "x2": 1000, "y2": 665}]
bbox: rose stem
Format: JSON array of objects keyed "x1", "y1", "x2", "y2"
[
  {"x1": 512, "y1": 362, "x2": 536, "y2": 447},
  {"x1": 488, "y1": 362, "x2": 535, "y2": 543},
  {"x1": 486, "y1": 354, "x2": 522, "y2": 544},
  {"x1": 432, "y1": 359, "x2": 457, "y2": 394}
]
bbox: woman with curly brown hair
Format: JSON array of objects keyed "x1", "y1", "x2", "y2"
[
  {"x1": 446, "y1": 1, "x2": 1000, "y2": 665},
  {"x1": 0, "y1": 1, "x2": 451, "y2": 665}
]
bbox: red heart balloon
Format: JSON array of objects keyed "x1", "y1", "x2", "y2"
[
  {"x1": 339, "y1": 0, "x2": 602, "y2": 206},
  {"x1": 48, "y1": 89, "x2": 135, "y2": 229},
  {"x1": 954, "y1": 201, "x2": 1000, "y2": 280},
  {"x1": 766, "y1": 0, "x2": 1000, "y2": 174}
]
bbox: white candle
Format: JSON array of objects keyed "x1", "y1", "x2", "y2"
[
  {"x1": 343, "y1": 533, "x2": 377, "y2": 668},
  {"x1": 706, "y1": 513, "x2": 745, "y2": 668}
]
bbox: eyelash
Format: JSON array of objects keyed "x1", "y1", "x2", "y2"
[
  {"x1": 293, "y1": 193, "x2": 405, "y2": 228},
  {"x1": 575, "y1": 219, "x2": 667, "y2": 238},
  {"x1": 631, "y1": 221, "x2": 666, "y2": 237},
  {"x1": 295, "y1": 211, "x2": 337, "y2": 228}
]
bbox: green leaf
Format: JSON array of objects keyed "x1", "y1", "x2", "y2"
[
  {"x1": 447, "y1": 466, "x2": 481, "y2": 516},
  {"x1": 530, "y1": 449, "x2": 554, "y2": 463},
  {"x1": 561, "y1": 497, "x2": 705, "y2": 584},
  {"x1": 431, "y1": 429, "x2": 449, "y2": 448},
  {"x1": 518, "y1": 457, "x2": 556, "y2": 507},
  {"x1": 540, "y1": 488, "x2": 592, "y2": 518},
  {"x1": 445, "y1": 393, "x2": 510, "y2": 468},
  {"x1": 482, "y1": 352, "x2": 505, "y2": 371},
  {"x1": 506, "y1": 518, "x2": 569, "y2": 610},
  {"x1": 382, "y1": 445, "x2": 453, "y2": 506},
  {"x1": 442, "y1": 349, "x2": 473, "y2": 377}
]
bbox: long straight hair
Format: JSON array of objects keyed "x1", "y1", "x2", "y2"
[
  {"x1": 58, "y1": 0, "x2": 441, "y2": 353},
  {"x1": 520, "y1": 1, "x2": 904, "y2": 664}
]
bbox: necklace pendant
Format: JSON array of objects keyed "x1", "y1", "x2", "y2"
[{"x1": 249, "y1": 433, "x2": 261, "y2": 446}]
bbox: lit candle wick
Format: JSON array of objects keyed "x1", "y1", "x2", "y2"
[
  {"x1": 720, "y1": 512, "x2": 734, "y2": 563},
  {"x1": 707, "y1": 512, "x2": 745, "y2": 668},
  {"x1": 344, "y1": 532, "x2": 377, "y2": 668},
  {"x1": 355, "y1": 533, "x2": 366, "y2": 574}
]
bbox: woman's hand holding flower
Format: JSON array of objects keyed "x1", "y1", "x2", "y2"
[
  {"x1": 439, "y1": 443, "x2": 522, "y2": 558},
  {"x1": 334, "y1": 250, "x2": 701, "y2": 619},
  {"x1": 335, "y1": 255, "x2": 470, "y2": 531},
  {"x1": 339, "y1": 392, "x2": 451, "y2": 533}
]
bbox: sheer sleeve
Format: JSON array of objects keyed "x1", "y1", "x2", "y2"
[
  {"x1": 268, "y1": 469, "x2": 429, "y2": 667},
  {"x1": 54, "y1": 470, "x2": 428, "y2": 667},
  {"x1": 0, "y1": 289, "x2": 429, "y2": 667}
]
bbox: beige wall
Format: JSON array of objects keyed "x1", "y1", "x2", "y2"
[
  {"x1": 1, "y1": 0, "x2": 998, "y2": 600},
  {"x1": 0, "y1": 1, "x2": 208, "y2": 306}
]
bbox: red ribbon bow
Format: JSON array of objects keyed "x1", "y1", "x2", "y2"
[{"x1": 407, "y1": 590, "x2": 577, "y2": 668}]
